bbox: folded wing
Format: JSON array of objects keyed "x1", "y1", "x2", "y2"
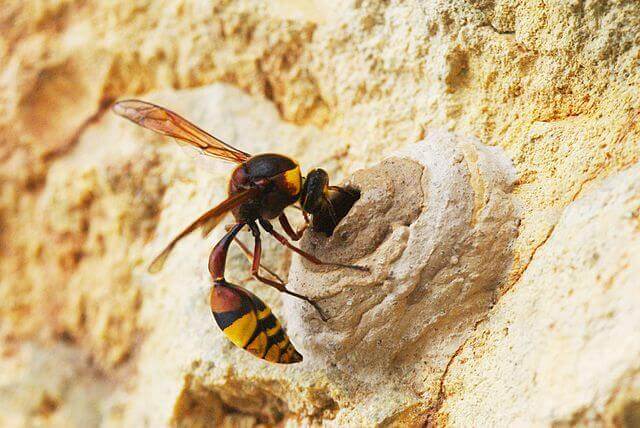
[{"x1": 148, "y1": 188, "x2": 259, "y2": 273}]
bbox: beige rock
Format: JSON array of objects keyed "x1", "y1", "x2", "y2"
[
  {"x1": 283, "y1": 132, "x2": 517, "y2": 422},
  {"x1": 1, "y1": 0, "x2": 640, "y2": 426},
  {"x1": 0, "y1": 342, "x2": 113, "y2": 428},
  {"x1": 438, "y1": 163, "x2": 640, "y2": 427}
]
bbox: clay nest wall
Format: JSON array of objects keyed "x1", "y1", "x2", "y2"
[{"x1": 1, "y1": 1, "x2": 640, "y2": 427}]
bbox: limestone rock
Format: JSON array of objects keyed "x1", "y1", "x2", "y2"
[
  {"x1": 437, "y1": 164, "x2": 640, "y2": 427},
  {"x1": 284, "y1": 132, "x2": 517, "y2": 420},
  {"x1": 0, "y1": 343, "x2": 115, "y2": 428},
  {"x1": 2, "y1": 0, "x2": 640, "y2": 426}
]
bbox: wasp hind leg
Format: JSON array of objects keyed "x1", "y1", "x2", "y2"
[
  {"x1": 247, "y1": 223, "x2": 328, "y2": 321},
  {"x1": 233, "y1": 235, "x2": 285, "y2": 284}
]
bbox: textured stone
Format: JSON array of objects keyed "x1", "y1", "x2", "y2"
[
  {"x1": 1, "y1": 0, "x2": 640, "y2": 426},
  {"x1": 437, "y1": 164, "x2": 640, "y2": 427},
  {"x1": 282, "y1": 132, "x2": 517, "y2": 424}
]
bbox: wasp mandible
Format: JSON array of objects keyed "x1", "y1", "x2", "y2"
[{"x1": 113, "y1": 100, "x2": 364, "y2": 364}]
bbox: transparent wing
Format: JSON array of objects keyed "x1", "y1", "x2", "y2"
[
  {"x1": 148, "y1": 188, "x2": 259, "y2": 273},
  {"x1": 113, "y1": 99, "x2": 251, "y2": 164}
]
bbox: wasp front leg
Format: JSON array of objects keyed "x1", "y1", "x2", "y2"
[{"x1": 278, "y1": 212, "x2": 308, "y2": 241}]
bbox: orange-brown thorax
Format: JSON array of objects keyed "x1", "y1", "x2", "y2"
[{"x1": 229, "y1": 153, "x2": 302, "y2": 221}]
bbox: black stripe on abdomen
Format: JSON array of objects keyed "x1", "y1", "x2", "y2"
[{"x1": 213, "y1": 309, "x2": 247, "y2": 330}]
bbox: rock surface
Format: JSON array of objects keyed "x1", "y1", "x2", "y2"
[
  {"x1": 438, "y1": 164, "x2": 640, "y2": 427},
  {"x1": 283, "y1": 133, "x2": 517, "y2": 424},
  {"x1": 1, "y1": 1, "x2": 639, "y2": 427}
]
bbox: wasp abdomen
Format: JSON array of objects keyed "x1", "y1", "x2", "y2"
[{"x1": 211, "y1": 281, "x2": 303, "y2": 364}]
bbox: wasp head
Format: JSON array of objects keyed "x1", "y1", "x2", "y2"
[{"x1": 301, "y1": 169, "x2": 360, "y2": 235}]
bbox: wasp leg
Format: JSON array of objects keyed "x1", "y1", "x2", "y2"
[
  {"x1": 259, "y1": 219, "x2": 369, "y2": 272},
  {"x1": 248, "y1": 223, "x2": 328, "y2": 321},
  {"x1": 209, "y1": 223, "x2": 245, "y2": 281},
  {"x1": 233, "y1": 236, "x2": 285, "y2": 284},
  {"x1": 278, "y1": 212, "x2": 308, "y2": 241}
]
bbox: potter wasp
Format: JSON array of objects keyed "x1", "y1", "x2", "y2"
[{"x1": 113, "y1": 100, "x2": 363, "y2": 363}]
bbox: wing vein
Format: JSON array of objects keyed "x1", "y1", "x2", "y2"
[
  {"x1": 112, "y1": 99, "x2": 251, "y2": 164},
  {"x1": 148, "y1": 188, "x2": 259, "y2": 273}
]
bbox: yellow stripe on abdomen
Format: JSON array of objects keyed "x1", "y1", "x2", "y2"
[
  {"x1": 222, "y1": 312, "x2": 258, "y2": 348},
  {"x1": 264, "y1": 345, "x2": 281, "y2": 362},
  {"x1": 212, "y1": 281, "x2": 303, "y2": 364},
  {"x1": 245, "y1": 332, "x2": 268, "y2": 357}
]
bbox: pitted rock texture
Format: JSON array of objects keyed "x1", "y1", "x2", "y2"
[
  {"x1": 286, "y1": 132, "x2": 517, "y2": 383},
  {"x1": 437, "y1": 164, "x2": 640, "y2": 427},
  {"x1": 2, "y1": 0, "x2": 640, "y2": 426}
]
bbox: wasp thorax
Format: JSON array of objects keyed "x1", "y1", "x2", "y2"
[{"x1": 284, "y1": 131, "x2": 519, "y2": 393}]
